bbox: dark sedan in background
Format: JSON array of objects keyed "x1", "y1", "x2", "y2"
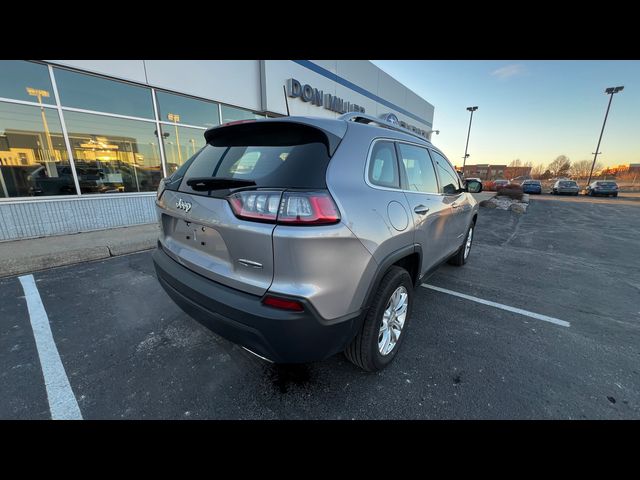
[
  {"x1": 521, "y1": 179, "x2": 542, "y2": 194},
  {"x1": 585, "y1": 181, "x2": 619, "y2": 197},
  {"x1": 552, "y1": 180, "x2": 580, "y2": 195}
]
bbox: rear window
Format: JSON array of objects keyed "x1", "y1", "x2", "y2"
[
  {"x1": 598, "y1": 182, "x2": 617, "y2": 186},
  {"x1": 179, "y1": 122, "x2": 335, "y2": 195},
  {"x1": 560, "y1": 181, "x2": 577, "y2": 187},
  {"x1": 524, "y1": 180, "x2": 541, "y2": 185}
]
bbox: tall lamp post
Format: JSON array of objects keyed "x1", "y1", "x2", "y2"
[
  {"x1": 26, "y1": 87, "x2": 56, "y2": 172},
  {"x1": 462, "y1": 106, "x2": 478, "y2": 174},
  {"x1": 586, "y1": 86, "x2": 624, "y2": 187}
]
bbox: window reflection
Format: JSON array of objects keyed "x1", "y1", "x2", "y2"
[
  {"x1": 159, "y1": 123, "x2": 206, "y2": 175},
  {"x1": 0, "y1": 101, "x2": 74, "y2": 198},
  {"x1": 220, "y1": 104, "x2": 265, "y2": 124},
  {"x1": 63, "y1": 111, "x2": 162, "y2": 193},
  {"x1": 156, "y1": 91, "x2": 219, "y2": 128},
  {"x1": 0, "y1": 61, "x2": 56, "y2": 105},
  {"x1": 54, "y1": 67, "x2": 154, "y2": 119}
]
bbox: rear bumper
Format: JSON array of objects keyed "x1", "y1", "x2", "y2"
[{"x1": 152, "y1": 246, "x2": 362, "y2": 363}]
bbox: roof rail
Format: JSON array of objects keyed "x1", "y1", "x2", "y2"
[{"x1": 338, "y1": 112, "x2": 432, "y2": 143}]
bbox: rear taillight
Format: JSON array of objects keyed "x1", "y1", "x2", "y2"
[
  {"x1": 227, "y1": 190, "x2": 340, "y2": 226},
  {"x1": 262, "y1": 295, "x2": 304, "y2": 312},
  {"x1": 227, "y1": 191, "x2": 281, "y2": 222}
]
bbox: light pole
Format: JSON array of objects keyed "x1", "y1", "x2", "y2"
[
  {"x1": 462, "y1": 106, "x2": 478, "y2": 173},
  {"x1": 586, "y1": 86, "x2": 623, "y2": 187},
  {"x1": 168, "y1": 113, "x2": 183, "y2": 165},
  {"x1": 26, "y1": 87, "x2": 55, "y2": 166}
]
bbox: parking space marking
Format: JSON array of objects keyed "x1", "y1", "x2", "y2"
[
  {"x1": 18, "y1": 274, "x2": 83, "y2": 420},
  {"x1": 421, "y1": 284, "x2": 571, "y2": 328}
]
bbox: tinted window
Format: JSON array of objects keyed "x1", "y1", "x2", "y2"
[
  {"x1": 560, "y1": 181, "x2": 577, "y2": 187},
  {"x1": 156, "y1": 91, "x2": 219, "y2": 128},
  {"x1": 54, "y1": 67, "x2": 154, "y2": 119},
  {"x1": 0, "y1": 61, "x2": 56, "y2": 105},
  {"x1": 0, "y1": 101, "x2": 74, "y2": 197},
  {"x1": 431, "y1": 150, "x2": 461, "y2": 194},
  {"x1": 368, "y1": 141, "x2": 399, "y2": 189},
  {"x1": 63, "y1": 111, "x2": 162, "y2": 194},
  {"x1": 398, "y1": 143, "x2": 438, "y2": 193},
  {"x1": 179, "y1": 123, "x2": 333, "y2": 195}
]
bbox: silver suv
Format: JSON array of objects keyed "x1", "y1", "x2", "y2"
[{"x1": 152, "y1": 113, "x2": 481, "y2": 371}]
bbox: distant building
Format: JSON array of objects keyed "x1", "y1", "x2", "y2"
[
  {"x1": 629, "y1": 163, "x2": 640, "y2": 173},
  {"x1": 462, "y1": 164, "x2": 508, "y2": 180}
]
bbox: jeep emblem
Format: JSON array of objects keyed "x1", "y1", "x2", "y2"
[{"x1": 176, "y1": 198, "x2": 192, "y2": 213}]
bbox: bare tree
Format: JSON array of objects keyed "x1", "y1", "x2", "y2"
[
  {"x1": 548, "y1": 155, "x2": 571, "y2": 178},
  {"x1": 570, "y1": 159, "x2": 602, "y2": 180},
  {"x1": 530, "y1": 164, "x2": 545, "y2": 179}
]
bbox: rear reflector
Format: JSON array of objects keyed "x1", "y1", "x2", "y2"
[{"x1": 262, "y1": 295, "x2": 304, "y2": 312}]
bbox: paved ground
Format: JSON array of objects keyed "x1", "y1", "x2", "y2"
[{"x1": 1, "y1": 194, "x2": 639, "y2": 419}]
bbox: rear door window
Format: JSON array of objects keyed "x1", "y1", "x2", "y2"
[{"x1": 178, "y1": 122, "x2": 334, "y2": 196}]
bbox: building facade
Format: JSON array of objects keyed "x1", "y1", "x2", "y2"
[
  {"x1": 461, "y1": 164, "x2": 509, "y2": 181},
  {"x1": 0, "y1": 60, "x2": 434, "y2": 242}
]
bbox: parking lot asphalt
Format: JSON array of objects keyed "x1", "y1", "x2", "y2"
[{"x1": 1, "y1": 194, "x2": 639, "y2": 419}]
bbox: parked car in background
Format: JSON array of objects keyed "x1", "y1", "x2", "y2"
[
  {"x1": 552, "y1": 180, "x2": 580, "y2": 195},
  {"x1": 585, "y1": 181, "x2": 619, "y2": 197},
  {"x1": 521, "y1": 179, "x2": 542, "y2": 194},
  {"x1": 494, "y1": 179, "x2": 510, "y2": 191}
]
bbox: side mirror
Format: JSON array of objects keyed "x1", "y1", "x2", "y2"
[{"x1": 466, "y1": 180, "x2": 482, "y2": 193}]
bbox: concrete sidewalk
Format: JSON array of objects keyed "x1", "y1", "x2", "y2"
[{"x1": 0, "y1": 223, "x2": 159, "y2": 278}]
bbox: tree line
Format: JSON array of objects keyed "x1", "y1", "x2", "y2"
[{"x1": 524, "y1": 156, "x2": 603, "y2": 180}]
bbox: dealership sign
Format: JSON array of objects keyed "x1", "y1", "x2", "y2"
[
  {"x1": 287, "y1": 78, "x2": 365, "y2": 114},
  {"x1": 286, "y1": 78, "x2": 429, "y2": 138}
]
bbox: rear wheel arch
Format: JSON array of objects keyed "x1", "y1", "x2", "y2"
[{"x1": 361, "y1": 245, "x2": 421, "y2": 311}]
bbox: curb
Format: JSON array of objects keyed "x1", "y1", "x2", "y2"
[{"x1": 0, "y1": 233, "x2": 157, "y2": 279}]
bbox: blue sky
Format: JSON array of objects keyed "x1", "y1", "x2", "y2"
[{"x1": 371, "y1": 61, "x2": 639, "y2": 168}]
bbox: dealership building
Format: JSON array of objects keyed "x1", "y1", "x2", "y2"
[{"x1": 0, "y1": 60, "x2": 435, "y2": 242}]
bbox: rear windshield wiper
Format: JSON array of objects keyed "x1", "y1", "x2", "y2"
[{"x1": 186, "y1": 177, "x2": 256, "y2": 191}]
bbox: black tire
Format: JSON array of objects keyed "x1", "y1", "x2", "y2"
[
  {"x1": 613, "y1": 193, "x2": 618, "y2": 198},
  {"x1": 344, "y1": 266, "x2": 413, "y2": 372},
  {"x1": 448, "y1": 221, "x2": 475, "y2": 266}
]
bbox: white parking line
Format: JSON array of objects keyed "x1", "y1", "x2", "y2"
[
  {"x1": 421, "y1": 284, "x2": 571, "y2": 328},
  {"x1": 19, "y1": 274, "x2": 83, "y2": 420}
]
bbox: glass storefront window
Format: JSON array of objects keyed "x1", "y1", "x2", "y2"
[
  {"x1": 156, "y1": 91, "x2": 219, "y2": 128},
  {"x1": 0, "y1": 101, "x2": 74, "y2": 198},
  {"x1": 220, "y1": 104, "x2": 265, "y2": 124},
  {"x1": 63, "y1": 111, "x2": 162, "y2": 194},
  {"x1": 0, "y1": 61, "x2": 56, "y2": 106},
  {"x1": 159, "y1": 124, "x2": 207, "y2": 175},
  {"x1": 54, "y1": 68, "x2": 154, "y2": 119}
]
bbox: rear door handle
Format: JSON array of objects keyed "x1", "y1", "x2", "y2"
[{"x1": 414, "y1": 205, "x2": 430, "y2": 215}]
